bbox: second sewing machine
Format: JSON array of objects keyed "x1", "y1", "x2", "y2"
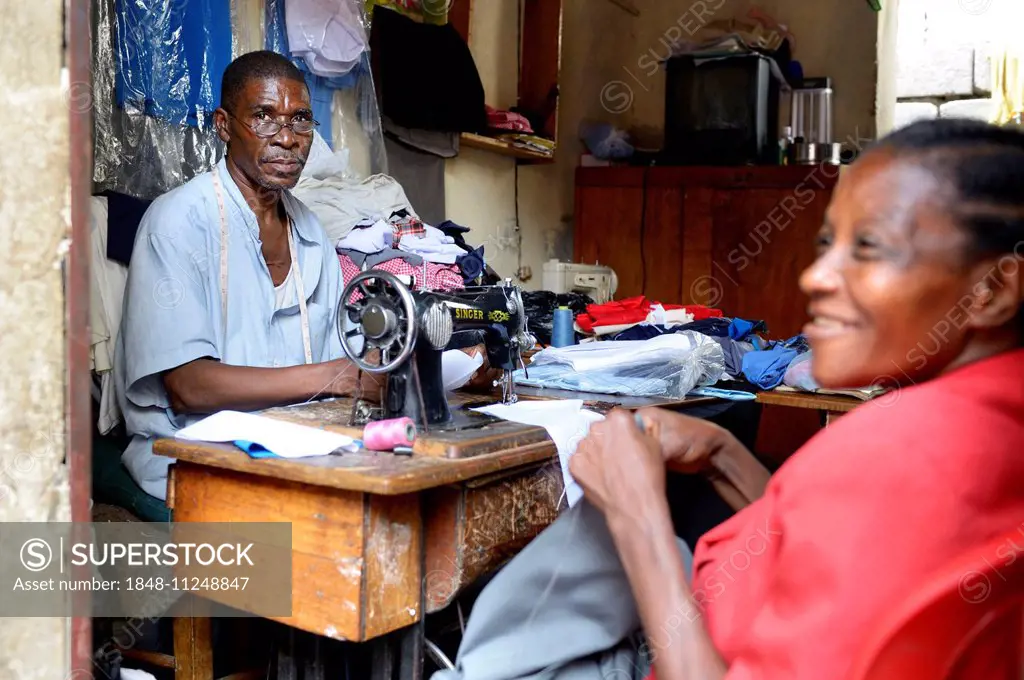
[{"x1": 337, "y1": 270, "x2": 536, "y2": 429}]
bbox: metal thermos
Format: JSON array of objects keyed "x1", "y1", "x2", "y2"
[{"x1": 790, "y1": 78, "x2": 834, "y2": 145}]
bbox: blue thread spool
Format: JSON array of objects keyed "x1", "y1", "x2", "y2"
[{"x1": 552, "y1": 306, "x2": 575, "y2": 348}]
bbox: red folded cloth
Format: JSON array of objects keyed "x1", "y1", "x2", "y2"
[
  {"x1": 684, "y1": 304, "x2": 725, "y2": 321},
  {"x1": 486, "y1": 105, "x2": 534, "y2": 133},
  {"x1": 575, "y1": 296, "x2": 722, "y2": 334}
]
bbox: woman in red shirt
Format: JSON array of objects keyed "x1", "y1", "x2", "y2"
[
  {"x1": 430, "y1": 119, "x2": 1024, "y2": 680},
  {"x1": 571, "y1": 119, "x2": 1024, "y2": 679}
]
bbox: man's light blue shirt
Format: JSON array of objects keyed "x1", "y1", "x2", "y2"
[{"x1": 114, "y1": 158, "x2": 346, "y2": 500}]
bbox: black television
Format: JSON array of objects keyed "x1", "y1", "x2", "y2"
[{"x1": 662, "y1": 53, "x2": 781, "y2": 166}]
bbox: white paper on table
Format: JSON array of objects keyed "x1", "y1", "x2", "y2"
[
  {"x1": 442, "y1": 349, "x2": 484, "y2": 391},
  {"x1": 121, "y1": 670, "x2": 158, "y2": 680},
  {"x1": 473, "y1": 400, "x2": 605, "y2": 509},
  {"x1": 175, "y1": 410, "x2": 359, "y2": 459}
]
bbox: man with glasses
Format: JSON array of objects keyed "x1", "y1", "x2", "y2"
[{"x1": 114, "y1": 51, "x2": 382, "y2": 503}]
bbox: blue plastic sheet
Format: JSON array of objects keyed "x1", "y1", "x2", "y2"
[{"x1": 114, "y1": 0, "x2": 232, "y2": 127}]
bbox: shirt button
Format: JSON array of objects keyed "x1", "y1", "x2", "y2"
[{"x1": 273, "y1": 361, "x2": 281, "y2": 368}]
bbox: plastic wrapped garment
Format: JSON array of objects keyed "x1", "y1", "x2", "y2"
[
  {"x1": 515, "y1": 333, "x2": 726, "y2": 399},
  {"x1": 285, "y1": 0, "x2": 367, "y2": 78},
  {"x1": 93, "y1": 0, "x2": 225, "y2": 198},
  {"x1": 266, "y1": 0, "x2": 387, "y2": 175}
]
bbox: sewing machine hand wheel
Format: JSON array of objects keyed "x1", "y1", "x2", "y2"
[{"x1": 337, "y1": 270, "x2": 417, "y2": 374}]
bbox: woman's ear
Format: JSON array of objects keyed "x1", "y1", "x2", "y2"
[{"x1": 967, "y1": 254, "x2": 1024, "y2": 330}]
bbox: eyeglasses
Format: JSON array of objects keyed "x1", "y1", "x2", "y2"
[{"x1": 226, "y1": 110, "x2": 319, "y2": 138}]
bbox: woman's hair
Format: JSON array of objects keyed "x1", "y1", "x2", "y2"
[
  {"x1": 877, "y1": 119, "x2": 1024, "y2": 337},
  {"x1": 877, "y1": 119, "x2": 1024, "y2": 260}
]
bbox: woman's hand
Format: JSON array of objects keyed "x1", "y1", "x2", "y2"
[
  {"x1": 569, "y1": 409, "x2": 668, "y2": 527},
  {"x1": 635, "y1": 407, "x2": 770, "y2": 510},
  {"x1": 634, "y1": 408, "x2": 739, "y2": 473}
]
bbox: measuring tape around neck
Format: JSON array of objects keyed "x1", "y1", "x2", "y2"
[{"x1": 211, "y1": 170, "x2": 313, "y2": 365}]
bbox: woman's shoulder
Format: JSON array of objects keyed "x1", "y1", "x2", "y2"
[{"x1": 781, "y1": 350, "x2": 1024, "y2": 488}]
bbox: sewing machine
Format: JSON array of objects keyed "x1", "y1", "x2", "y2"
[
  {"x1": 541, "y1": 259, "x2": 618, "y2": 304},
  {"x1": 337, "y1": 270, "x2": 535, "y2": 427}
]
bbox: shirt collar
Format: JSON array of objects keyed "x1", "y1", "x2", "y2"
[{"x1": 214, "y1": 157, "x2": 322, "y2": 246}]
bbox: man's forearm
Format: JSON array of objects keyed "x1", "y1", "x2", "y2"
[
  {"x1": 608, "y1": 500, "x2": 727, "y2": 680},
  {"x1": 164, "y1": 359, "x2": 361, "y2": 414},
  {"x1": 708, "y1": 443, "x2": 771, "y2": 510}
]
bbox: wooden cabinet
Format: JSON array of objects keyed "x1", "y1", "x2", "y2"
[
  {"x1": 574, "y1": 166, "x2": 840, "y2": 338},
  {"x1": 575, "y1": 165, "x2": 841, "y2": 460}
]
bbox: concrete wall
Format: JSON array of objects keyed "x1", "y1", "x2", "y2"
[
  {"x1": 0, "y1": 2, "x2": 71, "y2": 678},
  {"x1": 619, "y1": 0, "x2": 880, "y2": 143},
  {"x1": 445, "y1": 0, "x2": 638, "y2": 286},
  {"x1": 445, "y1": 0, "x2": 882, "y2": 287},
  {"x1": 892, "y1": 0, "x2": 1019, "y2": 128}
]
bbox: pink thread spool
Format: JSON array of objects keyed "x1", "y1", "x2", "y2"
[{"x1": 363, "y1": 417, "x2": 417, "y2": 451}]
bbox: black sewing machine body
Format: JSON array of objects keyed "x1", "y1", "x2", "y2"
[{"x1": 338, "y1": 272, "x2": 534, "y2": 429}]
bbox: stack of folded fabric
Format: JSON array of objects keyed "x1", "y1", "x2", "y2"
[
  {"x1": 575, "y1": 296, "x2": 723, "y2": 336},
  {"x1": 486, "y1": 105, "x2": 534, "y2": 133},
  {"x1": 337, "y1": 213, "x2": 489, "y2": 296},
  {"x1": 610, "y1": 315, "x2": 767, "y2": 378},
  {"x1": 483, "y1": 105, "x2": 555, "y2": 157}
]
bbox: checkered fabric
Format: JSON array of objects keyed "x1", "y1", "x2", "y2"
[
  {"x1": 339, "y1": 253, "x2": 465, "y2": 302},
  {"x1": 390, "y1": 216, "x2": 426, "y2": 245}
]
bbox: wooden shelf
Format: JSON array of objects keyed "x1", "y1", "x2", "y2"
[{"x1": 460, "y1": 132, "x2": 555, "y2": 163}]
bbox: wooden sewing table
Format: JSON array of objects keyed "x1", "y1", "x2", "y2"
[
  {"x1": 754, "y1": 389, "x2": 866, "y2": 427},
  {"x1": 154, "y1": 389, "x2": 717, "y2": 679}
]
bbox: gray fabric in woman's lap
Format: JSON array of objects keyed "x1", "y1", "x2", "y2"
[{"x1": 431, "y1": 500, "x2": 694, "y2": 680}]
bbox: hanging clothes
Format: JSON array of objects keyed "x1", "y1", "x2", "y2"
[
  {"x1": 89, "y1": 196, "x2": 130, "y2": 435},
  {"x1": 284, "y1": 0, "x2": 368, "y2": 78},
  {"x1": 100, "y1": 191, "x2": 153, "y2": 266},
  {"x1": 114, "y1": 0, "x2": 232, "y2": 127},
  {"x1": 373, "y1": 5, "x2": 487, "y2": 132},
  {"x1": 266, "y1": 0, "x2": 373, "y2": 150}
]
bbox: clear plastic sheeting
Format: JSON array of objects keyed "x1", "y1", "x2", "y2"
[
  {"x1": 515, "y1": 333, "x2": 727, "y2": 399},
  {"x1": 231, "y1": 0, "x2": 266, "y2": 58},
  {"x1": 92, "y1": 0, "x2": 224, "y2": 199},
  {"x1": 92, "y1": 0, "x2": 386, "y2": 199},
  {"x1": 266, "y1": 0, "x2": 387, "y2": 178}
]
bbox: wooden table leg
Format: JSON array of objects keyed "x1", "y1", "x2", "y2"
[
  {"x1": 173, "y1": 613, "x2": 213, "y2": 680},
  {"x1": 372, "y1": 496, "x2": 426, "y2": 680},
  {"x1": 824, "y1": 410, "x2": 845, "y2": 427},
  {"x1": 369, "y1": 621, "x2": 425, "y2": 680}
]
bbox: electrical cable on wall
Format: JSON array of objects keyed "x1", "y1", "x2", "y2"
[
  {"x1": 515, "y1": 0, "x2": 524, "y2": 282},
  {"x1": 638, "y1": 166, "x2": 650, "y2": 296},
  {"x1": 516, "y1": 162, "x2": 523, "y2": 279}
]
